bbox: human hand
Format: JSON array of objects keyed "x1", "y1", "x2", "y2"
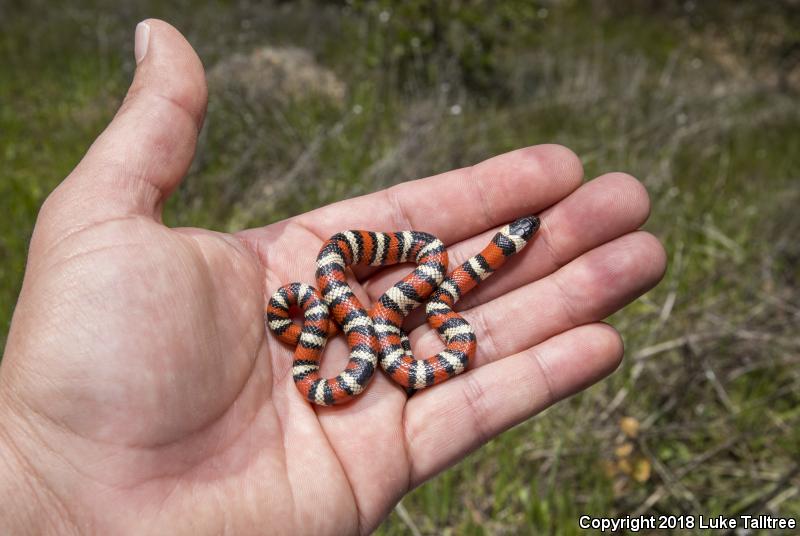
[{"x1": 0, "y1": 20, "x2": 666, "y2": 535}]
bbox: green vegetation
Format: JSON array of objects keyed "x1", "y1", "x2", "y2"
[{"x1": 2, "y1": 1, "x2": 798, "y2": 533}]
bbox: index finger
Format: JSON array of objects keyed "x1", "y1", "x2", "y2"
[{"x1": 295, "y1": 144, "x2": 583, "y2": 245}]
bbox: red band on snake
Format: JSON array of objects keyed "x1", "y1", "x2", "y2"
[{"x1": 266, "y1": 216, "x2": 540, "y2": 406}]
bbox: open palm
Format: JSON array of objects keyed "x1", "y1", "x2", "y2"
[{"x1": 0, "y1": 20, "x2": 665, "y2": 535}]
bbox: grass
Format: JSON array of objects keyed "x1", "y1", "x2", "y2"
[{"x1": 2, "y1": 1, "x2": 798, "y2": 533}]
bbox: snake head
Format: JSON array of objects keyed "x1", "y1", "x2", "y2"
[{"x1": 508, "y1": 215, "x2": 540, "y2": 241}]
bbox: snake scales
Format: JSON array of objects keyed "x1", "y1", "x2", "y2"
[{"x1": 266, "y1": 216, "x2": 540, "y2": 406}]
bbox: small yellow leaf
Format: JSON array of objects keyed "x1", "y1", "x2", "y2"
[
  {"x1": 617, "y1": 458, "x2": 632, "y2": 475},
  {"x1": 633, "y1": 458, "x2": 652, "y2": 482},
  {"x1": 620, "y1": 416, "x2": 640, "y2": 438},
  {"x1": 615, "y1": 442, "x2": 634, "y2": 458}
]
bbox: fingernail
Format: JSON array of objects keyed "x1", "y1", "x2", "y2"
[{"x1": 134, "y1": 21, "x2": 150, "y2": 64}]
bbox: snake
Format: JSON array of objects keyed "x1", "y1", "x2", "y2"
[{"x1": 266, "y1": 215, "x2": 540, "y2": 406}]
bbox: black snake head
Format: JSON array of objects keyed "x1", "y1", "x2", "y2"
[{"x1": 509, "y1": 215, "x2": 541, "y2": 241}]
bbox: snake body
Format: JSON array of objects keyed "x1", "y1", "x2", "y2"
[{"x1": 267, "y1": 216, "x2": 540, "y2": 406}]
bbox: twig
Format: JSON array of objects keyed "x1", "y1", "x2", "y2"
[
  {"x1": 701, "y1": 354, "x2": 737, "y2": 414},
  {"x1": 722, "y1": 465, "x2": 800, "y2": 536},
  {"x1": 394, "y1": 500, "x2": 423, "y2": 536},
  {"x1": 632, "y1": 437, "x2": 739, "y2": 517},
  {"x1": 639, "y1": 438, "x2": 702, "y2": 513}
]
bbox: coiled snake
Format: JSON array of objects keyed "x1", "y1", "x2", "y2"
[{"x1": 266, "y1": 216, "x2": 540, "y2": 406}]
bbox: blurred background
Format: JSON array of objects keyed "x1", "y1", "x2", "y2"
[{"x1": 1, "y1": 0, "x2": 799, "y2": 533}]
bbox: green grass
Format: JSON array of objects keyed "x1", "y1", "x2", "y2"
[{"x1": 2, "y1": 1, "x2": 799, "y2": 533}]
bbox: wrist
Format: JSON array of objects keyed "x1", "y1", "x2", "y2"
[{"x1": 0, "y1": 392, "x2": 79, "y2": 535}]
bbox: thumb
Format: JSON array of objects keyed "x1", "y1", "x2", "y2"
[{"x1": 41, "y1": 19, "x2": 207, "y2": 229}]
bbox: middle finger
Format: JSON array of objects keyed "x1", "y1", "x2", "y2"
[{"x1": 362, "y1": 171, "x2": 652, "y2": 330}]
